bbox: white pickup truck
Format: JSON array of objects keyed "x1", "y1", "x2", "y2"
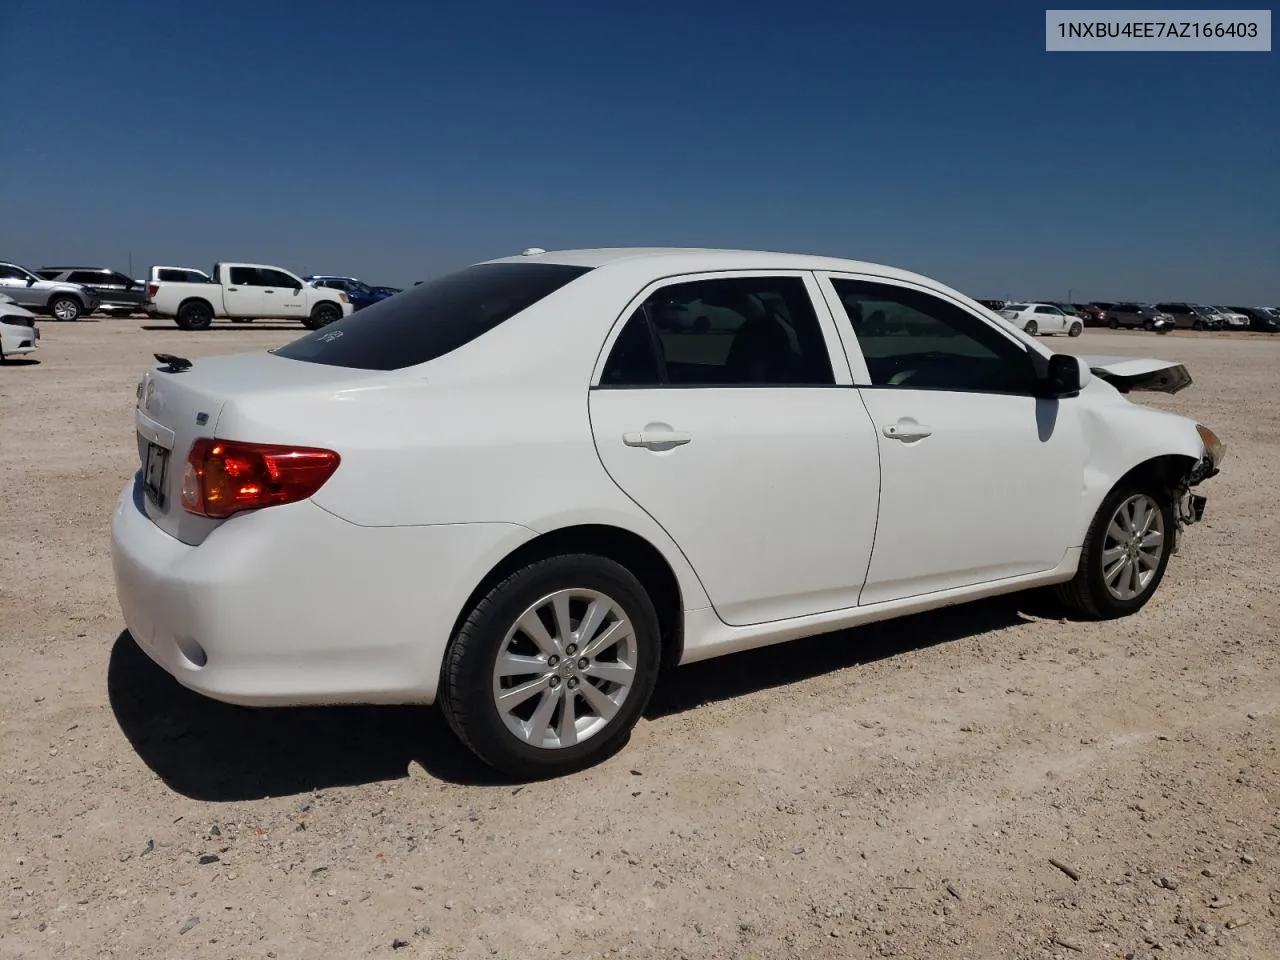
[{"x1": 145, "y1": 262, "x2": 353, "y2": 330}]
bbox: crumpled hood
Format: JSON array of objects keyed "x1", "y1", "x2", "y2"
[{"x1": 1078, "y1": 355, "x2": 1192, "y2": 394}]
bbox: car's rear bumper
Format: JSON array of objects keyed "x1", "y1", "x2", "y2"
[{"x1": 110, "y1": 475, "x2": 534, "y2": 707}]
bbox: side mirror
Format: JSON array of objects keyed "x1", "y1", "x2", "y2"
[
  {"x1": 26, "y1": 278, "x2": 36, "y2": 286},
  {"x1": 1038, "y1": 353, "x2": 1083, "y2": 398}
]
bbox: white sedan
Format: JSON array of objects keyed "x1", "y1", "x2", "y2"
[
  {"x1": 0, "y1": 295, "x2": 40, "y2": 361},
  {"x1": 111, "y1": 248, "x2": 1223, "y2": 778},
  {"x1": 997, "y1": 302, "x2": 1083, "y2": 337}
]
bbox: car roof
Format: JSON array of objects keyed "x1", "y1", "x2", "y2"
[
  {"x1": 39, "y1": 266, "x2": 116, "y2": 271},
  {"x1": 481, "y1": 246, "x2": 949, "y2": 287}
]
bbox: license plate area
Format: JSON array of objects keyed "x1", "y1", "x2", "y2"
[{"x1": 143, "y1": 439, "x2": 171, "y2": 508}]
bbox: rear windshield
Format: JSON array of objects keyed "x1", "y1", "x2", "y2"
[{"x1": 274, "y1": 262, "x2": 593, "y2": 370}]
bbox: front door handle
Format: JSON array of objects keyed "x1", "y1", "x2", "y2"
[
  {"x1": 623, "y1": 429, "x2": 692, "y2": 450},
  {"x1": 882, "y1": 419, "x2": 933, "y2": 442}
]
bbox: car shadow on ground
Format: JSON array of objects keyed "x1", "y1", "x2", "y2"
[
  {"x1": 108, "y1": 592, "x2": 1062, "y2": 801},
  {"x1": 139, "y1": 324, "x2": 306, "y2": 333},
  {"x1": 1, "y1": 357, "x2": 41, "y2": 366}
]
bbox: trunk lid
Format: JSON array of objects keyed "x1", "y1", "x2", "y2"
[
  {"x1": 133, "y1": 350, "x2": 380, "y2": 545},
  {"x1": 1079, "y1": 355, "x2": 1192, "y2": 394}
]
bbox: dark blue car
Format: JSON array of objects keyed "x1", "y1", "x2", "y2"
[{"x1": 304, "y1": 276, "x2": 392, "y2": 311}]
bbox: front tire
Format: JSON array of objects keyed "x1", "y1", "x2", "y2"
[
  {"x1": 1108, "y1": 318, "x2": 1120, "y2": 329},
  {"x1": 1056, "y1": 480, "x2": 1174, "y2": 620},
  {"x1": 440, "y1": 554, "x2": 662, "y2": 780},
  {"x1": 49, "y1": 296, "x2": 82, "y2": 322},
  {"x1": 1068, "y1": 321, "x2": 1083, "y2": 337},
  {"x1": 304, "y1": 302, "x2": 341, "y2": 329}
]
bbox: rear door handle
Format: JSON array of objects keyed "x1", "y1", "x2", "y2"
[
  {"x1": 882, "y1": 419, "x2": 933, "y2": 442},
  {"x1": 623, "y1": 429, "x2": 692, "y2": 450}
]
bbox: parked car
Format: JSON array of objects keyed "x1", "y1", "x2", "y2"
[
  {"x1": 975, "y1": 299, "x2": 1007, "y2": 311},
  {"x1": 1107, "y1": 303, "x2": 1175, "y2": 331},
  {"x1": 1208, "y1": 306, "x2": 1250, "y2": 330},
  {"x1": 112, "y1": 246, "x2": 1223, "y2": 778},
  {"x1": 36, "y1": 266, "x2": 146, "y2": 317},
  {"x1": 1156, "y1": 303, "x2": 1223, "y2": 331},
  {"x1": 0, "y1": 260, "x2": 100, "y2": 321},
  {"x1": 370, "y1": 286, "x2": 403, "y2": 298},
  {"x1": 1228, "y1": 307, "x2": 1280, "y2": 332},
  {"x1": 145, "y1": 262, "x2": 353, "y2": 330},
  {"x1": 997, "y1": 302, "x2": 1083, "y2": 336},
  {"x1": 1072, "y1": 303, "x2": 1109, "y2": 326},
  {"x1": 304, "y1": 276, "x2": 393, "y2": 311},
  {"x1": 0, "y1": 294, "x2": 39, "y2": 361}
]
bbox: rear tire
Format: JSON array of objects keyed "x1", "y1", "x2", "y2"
[
  {"x1": 1108, "y1": 318, "x2": 1120, "y2": 329},
  {"x1": 1055, "y1": 479, "x2": 1175, "y2": 620},
  {"x1": 49, "y1": 296, "x2": 82, "y2": 322},
  {"x1": 1068, "y1": 321, "x2": 1083, "y2": 337},
  {"x1": 440, "y1": 554, "x2": 662, "y2": 780},
  {"x1": 1192, "y1": 319, "x2": 1204, "y2": 330},
  {"x1": 1023, "y1": 320, "x2": 1038, "y2": 336},
  {"x1": 304, "y1": 302, "x2": 341, "y2": 330},
  {"x1": 175, "y1": 300, "x2": 214, "y2": 331}
]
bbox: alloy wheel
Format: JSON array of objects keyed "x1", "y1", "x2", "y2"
[
  {"x1": 491, "y1": 588, "x2": 638, "y2": 750},
  {"x1": 1101, "y1": 494, "x2": 1166, "y2": 601}
]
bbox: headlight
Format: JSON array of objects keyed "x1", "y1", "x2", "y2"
[{"x1": 1197, "y1": 424, "x2": 1225, "y2": 466}]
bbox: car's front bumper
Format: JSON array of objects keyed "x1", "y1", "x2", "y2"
[{"x1": 110, "y1": 475, "x2": 534, "y2": 707}]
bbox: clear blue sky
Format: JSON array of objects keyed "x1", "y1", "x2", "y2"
[{"x1": 2, "y1": 0, "x2": 1276, "y2": 302}]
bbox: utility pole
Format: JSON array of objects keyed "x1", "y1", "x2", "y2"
[{"x1": 1068, "y1": 287, "x2": 1073, "y2": 303}]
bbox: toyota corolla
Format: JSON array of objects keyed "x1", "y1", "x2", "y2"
[{"x1": 112, "y1": 248, "x2": 1223, "y2": 778}]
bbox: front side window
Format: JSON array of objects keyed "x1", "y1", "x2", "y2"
[
  {"x1": 0, "y1": 265, "x2": 28, "y2": 281},
  {"x1": 830, "y1": 278, "x2": 1036, "y2": 394},
  {"x1": 275, "y1": 261, "x2": 593, "y2": 370},
  {"x1": 600, "y1": 276, "x2": 835, "y2": 387}
]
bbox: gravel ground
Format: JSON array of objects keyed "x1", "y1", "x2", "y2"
[{"x1": 2, "y1": 317, "x2": 1277, "y2": 960}]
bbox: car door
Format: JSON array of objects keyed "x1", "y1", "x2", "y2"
[
  {"x1": 588, "y1": 271, "x2": 883, "y2": 627},
  {"x1": 1034, "y1": 305, "x2": 1067, "y2": 333},
  {"x1": 223, "y1": 267, "x2": 267, "y2": 317},
  {"x1": 815, "y1": 273, "x2": 1086, "y2": 606},
  {"x1": 0, "y1": 264, "x2": 41, "y2": 308},
  {"x1": 257, "y1": 267, "x2": 308, "y2": 319},
  {"x1": 66, "y1": 270, "x2": 114, "y2": 308}
]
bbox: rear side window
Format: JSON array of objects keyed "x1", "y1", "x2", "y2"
[
  {"x1": 274, "y1": 262, "x2": 593, "y2": 370},
  {"x1": 158, "y1": 269, "x2": 209, "y2": 283},
  {"x1": 599, "y1": 275, "x2": 836, "y2": 387}
]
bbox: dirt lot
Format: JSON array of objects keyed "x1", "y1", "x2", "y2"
[{"x1": 2, "y1": 317, "x2": 1278, "y2": 960}]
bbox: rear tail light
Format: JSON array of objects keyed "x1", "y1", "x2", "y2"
[
  {"x1": 181, "y1": 438, "x2": 340, "y2": 519},
  {"x1": 147, "y1": 283, "x2": 160, "y2": 299}
]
